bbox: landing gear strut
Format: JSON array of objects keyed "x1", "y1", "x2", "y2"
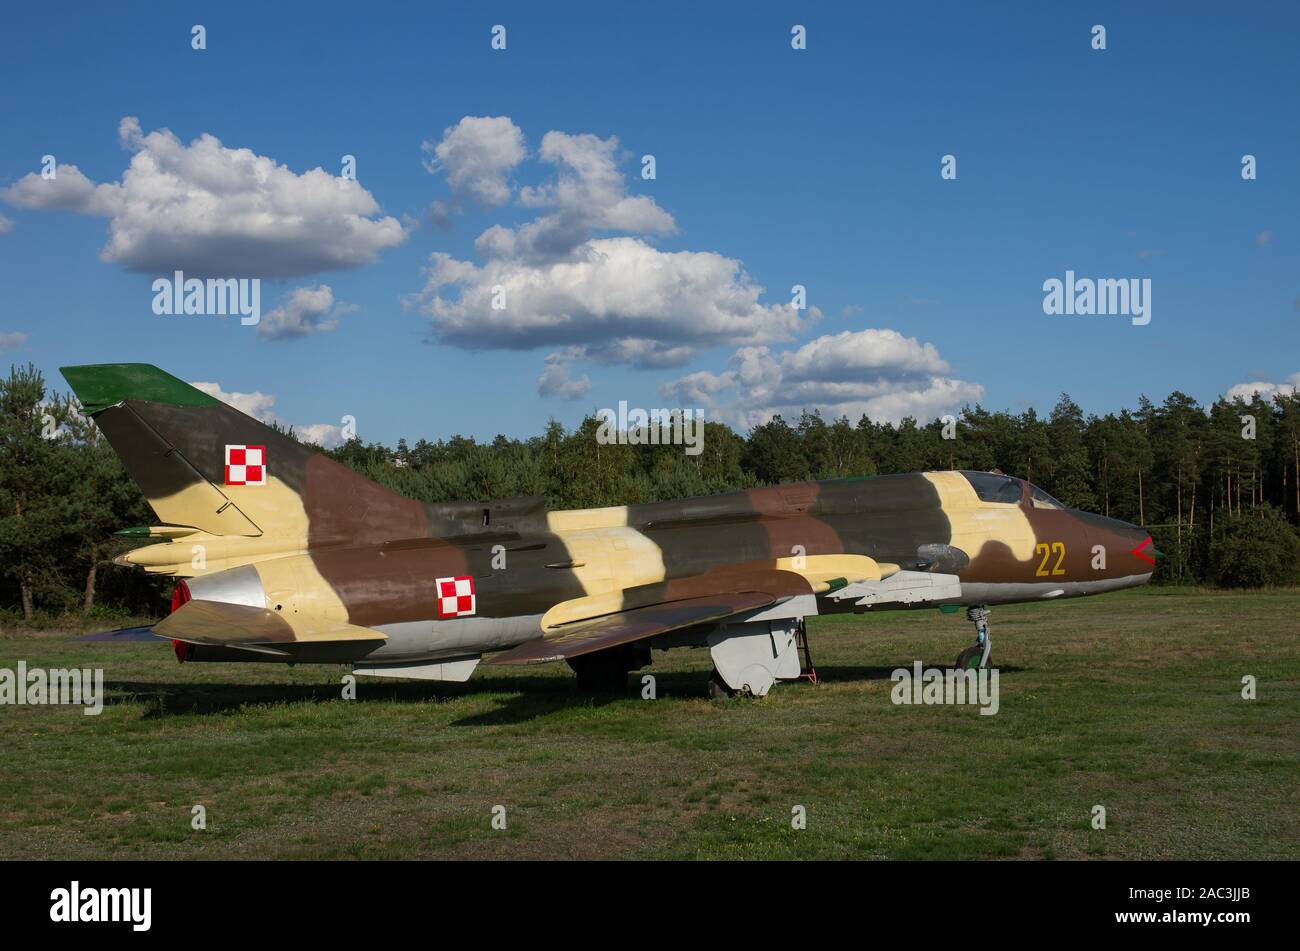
[
  {"x1": 795, "y1": 618, "x2": 818, "y2": 685},
  {"x1": 955, "y1": 605, "x2": 991, "y2": 670}
]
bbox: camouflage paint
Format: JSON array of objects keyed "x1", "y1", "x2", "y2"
[{"x1": 61, "y1": 364, "x2": 1153, "y2": 665}]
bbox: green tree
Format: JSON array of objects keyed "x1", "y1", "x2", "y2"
[
  {"x1": 744, "y1": 415, "x2": 809, "y2": 484},
  {"x1": 0, "y1": 366, "x2": 72, "y2": 619},
  {"x1": 1046, "y1": 394, "x2": 1097, "y2": 510},
  {"x1": 1207, "y1": 504, "x2": 1300, "y2": 588}
]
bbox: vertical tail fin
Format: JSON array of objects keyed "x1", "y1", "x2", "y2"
[{"x1": 60, "y1": 364, "x2": 424, "y2": 544}]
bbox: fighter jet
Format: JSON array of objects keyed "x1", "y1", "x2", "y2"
[{"x1": 63, "y1": 364, "x2": 1157, "y2": 697}]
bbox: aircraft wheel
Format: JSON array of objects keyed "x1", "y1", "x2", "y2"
[
  {"x1": 568, "y1": 652, "x2": 630, "y2": 692},
  {"x1": 706, "y1": 668, "x2": 736, "y2": 700},
  {"x1": 955, "y1": 644, "x2": 988, "y2": 670}
]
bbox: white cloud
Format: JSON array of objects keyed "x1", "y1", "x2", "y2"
[
  {"x1": 0, "y1": 213, "x2": 13, "y2": 234},
  {"x1": 1225, "y1": 372, "x2": 1300, "y2": 403},
  {"x1": 411, "y1": 119, "x2": 810, "y2": 372},
  {"x1": 0, "y1": 331, "x2": 29, "y2": 350},
  {"x1": 190, "y1": 381, "x2": 279, "y2": 421},
  {"x1": 660, "y1": 328, "x2": 984, "y2": 428},
  {"x1": 258, "y1": 284, "x2": 348, "y2": 340},
  {"x1": 537, "y1": 350, "x2": 592, "y2": 400},
  {"x1": 190, "y1": 380, "x2": 345, "y2": 447},
  {"x1": 582, "y1": 338, "x2": 697, "y2": 369},
  {"x1": 479, "y1": 130, "x2": 675, "y2": 264},
  {"x1": 294, "y1": 422, "x2": 346, "y2": 448},
  {"x1": 780, "y1": 329, "x2": 951, "y2": 382},
  {"x1": 422, "y1": 116, "x2": 526, "y2": 206},
  {"x1": 415, "y1": 237, "x2": 812, "y2": 367},
  {"x1": 2, "y1": 117, "x2": 405, "y2": 278},
  {"x1": 661, "y1": 367, "x2": 742, "y2": 404},
  {"x1": 2, "y1": 164, "x2": 121, "y2": 216}
]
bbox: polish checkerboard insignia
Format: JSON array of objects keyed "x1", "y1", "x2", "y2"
[
  {"x1": 224, "y1": 444, "x2": 266, "y2": 486},
  {"x1": 436, "y1": 576, "x2": 476, "y2": 618}
]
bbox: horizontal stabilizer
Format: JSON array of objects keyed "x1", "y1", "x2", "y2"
[
  {"x1": 76, "y1": 625, "x2": 159, "y2": 642},
  {"x1": 155, "y1": 599, "x2": 387, "y2": 648}
]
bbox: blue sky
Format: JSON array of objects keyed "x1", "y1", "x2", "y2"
[{"x1": 1, "y1": 1, "x2": 1296, "y2": 446}]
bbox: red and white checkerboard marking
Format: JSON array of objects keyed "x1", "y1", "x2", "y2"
[
  {"x1": 224, "y1": 444, "x2": 267, "y2": 486},
  {"x1": 436, "y1": 576, "x2": 476, "y2": 618}
]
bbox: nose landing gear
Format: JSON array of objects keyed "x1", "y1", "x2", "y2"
[{"x1": 955, "y1": 605, "x2": 991, "y2": 669}]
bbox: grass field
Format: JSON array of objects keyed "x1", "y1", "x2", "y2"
[{"x1": 1, "y1": 587, "x2": 1296, "y2": 860}]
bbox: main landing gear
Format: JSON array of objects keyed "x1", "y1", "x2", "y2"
[
  {"x1": 568, "y1": 648, "x2": 630, "y2": 692},
  {"x1": 707, "y1": 667, "x2": 738, "y2": 700},
  {"x1": 955, "y1": 605, "x2": 992, "y2": 670},
  {"x1": 567, "y1": 644, "x2": 650, "y2": 692}
]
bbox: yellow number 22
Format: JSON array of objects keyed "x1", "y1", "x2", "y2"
[{"x1": 1035, "y1": 541, "x2": 1066, "y2": 577}]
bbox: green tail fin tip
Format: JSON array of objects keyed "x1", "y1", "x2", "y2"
[{"x1": 59, "y1": 364, "x2": 219, "y2": 415}]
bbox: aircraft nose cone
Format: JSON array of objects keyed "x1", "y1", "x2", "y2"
[
  {"x1": 1106, "y1": 518, "x2": 1159, "y2": 568},
  {"x1": 1129, "y1": 533, "x2": 1159, "y2": 567},
  {"x1": 1075, "y1": 512, "x2": 1159, "y2": 570}
]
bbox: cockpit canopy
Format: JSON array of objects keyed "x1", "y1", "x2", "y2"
[
  {"x1": 959, "y1": 471, "x2": 1067, "y2": 510},
  {"x1": 1028, "y1": 484, "x2": 1066, "y2": 510}
]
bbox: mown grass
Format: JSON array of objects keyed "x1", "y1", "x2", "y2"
[{"x1": 0, "y1": 587, "x2": 1295, "y2": 860}]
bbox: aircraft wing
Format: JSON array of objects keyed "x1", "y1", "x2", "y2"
[
  {"x1": 490, "y1": 554, "x2": 910, "y2": 666},
  {"x1": 486, "y1": 590, "x2": 778, "y2": 665},
  {"x1": 154, "y1": 599, "x2": 387, "y2": 653}
]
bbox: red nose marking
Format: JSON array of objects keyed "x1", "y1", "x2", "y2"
[
  {"x1": 1130, "y1": 536, "x2": 1156, "y2": 566},
  {"x1": 170, "y1": 580, "x2": 191, "y2": 614},
  {"x1": 170, "y1": 581, "x2": 193, "y2": 663}
]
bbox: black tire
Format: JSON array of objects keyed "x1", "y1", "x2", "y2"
[
  {"x1": 568, "y1": 651, "x2": 630, "y2": 692},
  {"x1": 706, "y1": 668, "x2": 735, "y2": 700},
  {"x1": 955, "y1": 644, "x2": 988, "y2": 670}
]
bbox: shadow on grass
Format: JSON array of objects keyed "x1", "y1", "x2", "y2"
[
  {"x1": 812, "y1": 663, "x2": 1026, "y2": 680},
  {"x1": 102, "y1": 670, "x2": 701, "y2": 721},
  {"x1": 101, "y1": 676, "x2": 568, "y2": 718},
  {"x1": 449, "y1": 664, "x2": 1026, "y2": 726},
  {"x1": 101, "y1": 662, "x2": 1026, "y2": 722}
]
